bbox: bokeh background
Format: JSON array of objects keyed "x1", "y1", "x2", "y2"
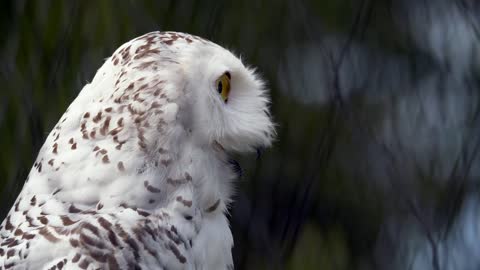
[{"x1": 2, "y1": 0, "x2": 480, "y2": 269}]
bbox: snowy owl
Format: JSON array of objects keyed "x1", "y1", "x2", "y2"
[{"x1": 0, "y1": 31, "x2": 275, "y2": 269}]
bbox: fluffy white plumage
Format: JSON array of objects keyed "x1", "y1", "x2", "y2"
[{"x1": 0, "y1": 31, "x2": 274, "y2": 270}]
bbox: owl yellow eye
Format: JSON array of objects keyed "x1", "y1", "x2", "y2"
[{"x1": 216, "y1": 72, "x2": 231, "y2": 103}]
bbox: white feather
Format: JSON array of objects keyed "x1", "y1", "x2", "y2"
[{"x1": 0, "y1": 31, "x2": 274, "y2": 270}]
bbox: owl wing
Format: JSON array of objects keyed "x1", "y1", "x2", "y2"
[{"x1": 0, "y1": 201, "x2": 197, "y2": 270}]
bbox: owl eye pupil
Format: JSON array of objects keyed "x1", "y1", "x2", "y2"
[{"x1": 217, "y1": 81, "x2": 223, "y2": 94}]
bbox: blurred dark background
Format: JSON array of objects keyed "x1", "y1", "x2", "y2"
[{"x1": 2, "y1": 0, "x2": 480, "y2": 269}]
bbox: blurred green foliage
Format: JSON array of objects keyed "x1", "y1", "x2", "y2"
[{"x1": 1, "y1": 0, "x2": 453, "y2": 269}]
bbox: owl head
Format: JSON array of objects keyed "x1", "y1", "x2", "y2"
[
  {"x1": 167, "y1": 33, "x2": 276, "y2": 153},
  {"x1": 69, "y1": 31, "x2": 275, "y2": 158},
  {"x1": 34, "y1": 31, "x2": 275, "y2": 197}
]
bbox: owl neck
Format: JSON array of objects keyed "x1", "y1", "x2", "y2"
[{"x1": 155, "y1": 131, "x2": 236, "y2": 212}]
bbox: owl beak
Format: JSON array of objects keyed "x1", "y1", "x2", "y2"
[
  {"x1": 213, "y1": 140, "x2": 226, "y2": 152},
  {"x1": 228, "y1": 159, "x2": 243, "y2": 178},
  {"x1": 255, "y1": 147, "x2": 265, "y2": 160}
]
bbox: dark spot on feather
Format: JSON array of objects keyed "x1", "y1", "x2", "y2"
[
  {"x1": 30, "y1": 196, "x2": 36, "y2": 206},
  {"x1": 117, "y1": 118, "x2": 124, "y2": 127},
  {"x1": 144, "y1": 181, "x2": 161, "y2": 193},
  {"x1": 52, "y1": 143, "x2": 58, "y2": 154},
  {"x1": 69, "y1": 204, "x2": 82, "y2": 213},
  {"x1": 6, "y1": 249, "x2": 15, "y2": 259},
  {"x1": 80, "y1": 233, "x2": 104, "y2": 249},
  {"x1": 82, "y1": 222, "x2": 100, "y2": 235},
  {"x1": 168, "y1": 242, "x2": 186, "y2": 263},
  {"x1": 176, "y1": 196, "x2": 192, "y2": 207},
  {"x1": 161, "y1": 159, "x2": 172, "y2": 166},
  {"x1": 70, "y1": 239, "x2": 79, "y2": 247},
  {"x1": 136, "y1": 209, "x2": 150, "y2": 217},
  {"x1": 109, "y1": 127, "x2": 123, "y2": 136},
  {"x1": 117, "y1": 162, "x2": 125, "y2": 172},
  {"x1": 39, "y1": 227, "x2": 60, "y2": 243},
  {"x1": 72, "y1": 253, "x2": 81, "y2": 263},
  {"x1": 93, "y1": 112, "x2": 102, "y2": 123},
  {"x1": 22, "y1": 233, "x2": 35, "y2": 240},
  {"x1": 39, "y1": 216, "x2": 48, "y2": 224},
  {"x1": 61, "y1": 216, "x2": 77, "y2": 226},
  {"x1": 97, "y1": 217, "x2": 112, "y2": 230}
]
